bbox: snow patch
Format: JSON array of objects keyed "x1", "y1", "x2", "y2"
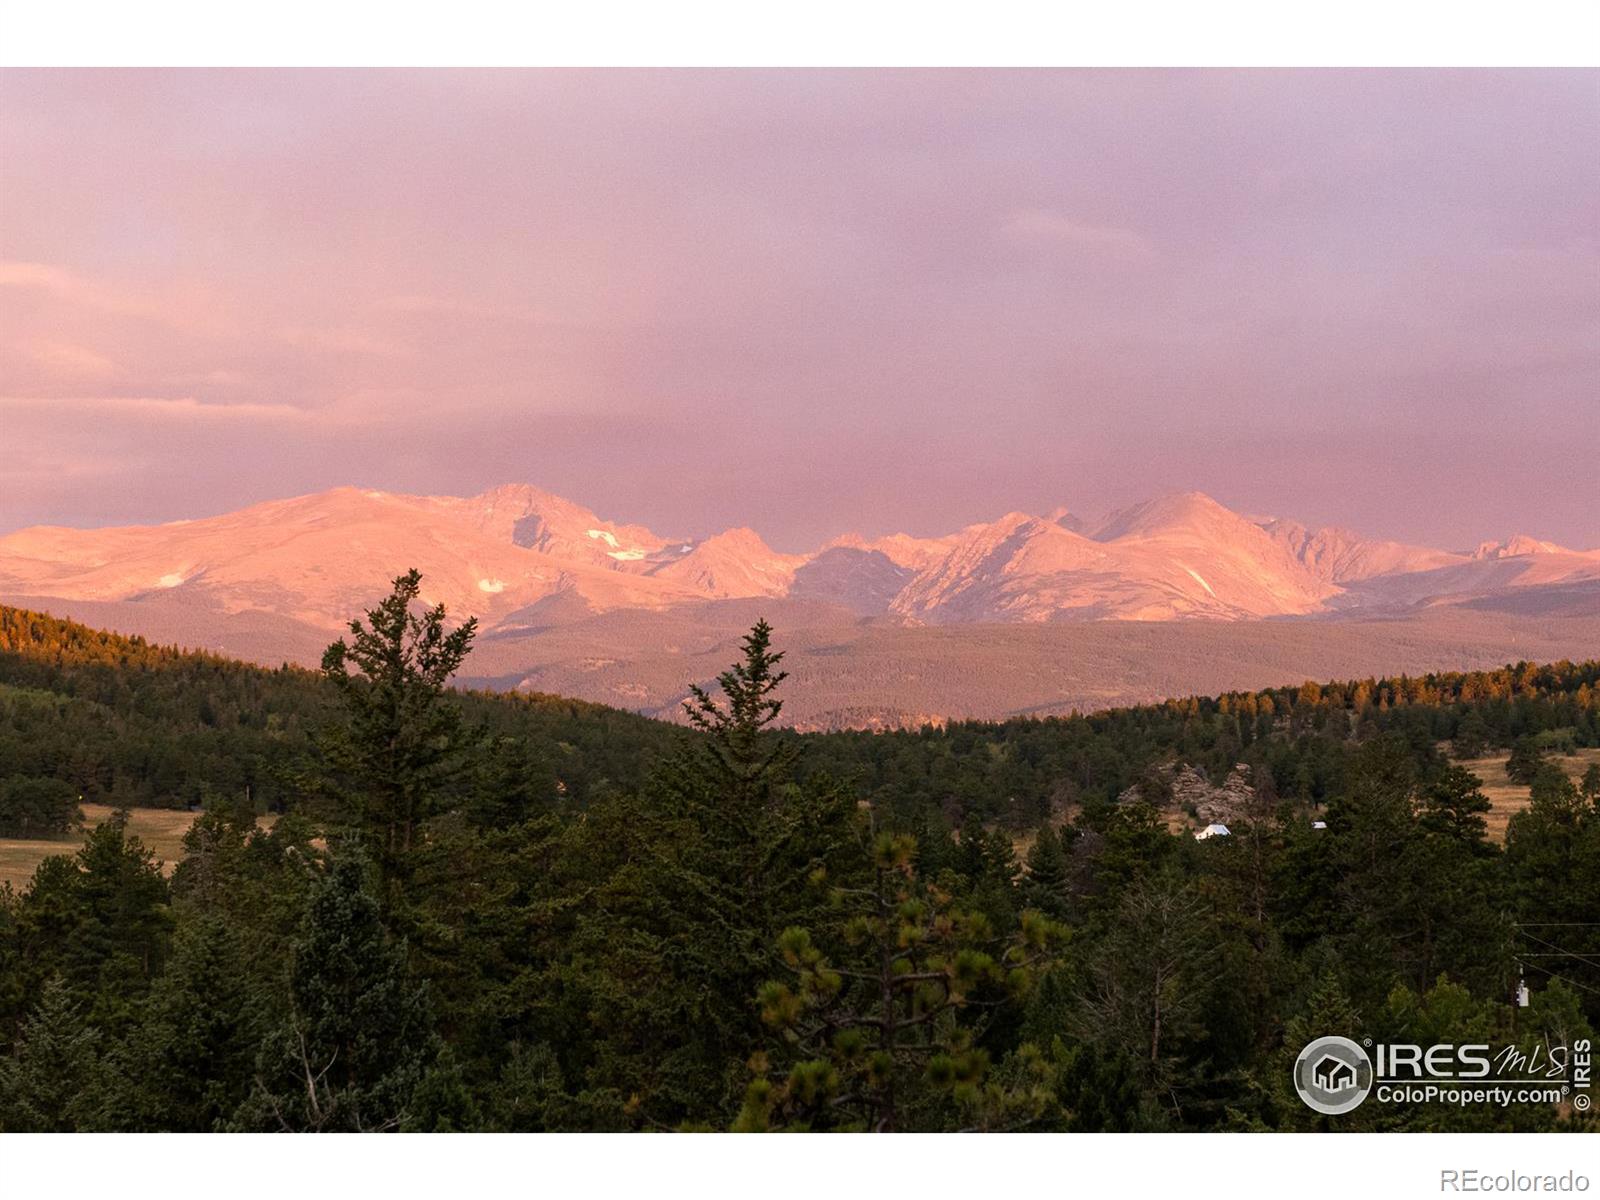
[
  {"x1": 364, "y1": 490, "x2": 386, "y2": 499},
  {"x1": 586, "y1": 528, "x2": 620, "y2": 548},
  {"x1": 478, "y1": 578, "x2": 506, "y2": 594},
  {"x1": 157, "y1": 572, "x2": 186, "y2": 589},
  {"x1": 607, "y1": 548, "x2": 646, "y2": 561},
  {"x1": 1182, "y1": 566, "x2": 1217, "y2": 598}
]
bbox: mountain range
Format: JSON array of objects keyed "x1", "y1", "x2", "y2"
[{"x1": 2, "y1": 484, "x2": 1597, "y2": 727}]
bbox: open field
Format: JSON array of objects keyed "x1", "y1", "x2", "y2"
[
  {"x1": 2, "y1": 804, "x2": 213, "y2": 891},
  {"x1": 1458, "y1": 748, "x2": 1600, "y2": 843}
]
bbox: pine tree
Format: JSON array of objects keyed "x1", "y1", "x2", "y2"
[
  {"x1": 464, "y1": 734, "x2": 559, "y2": 829},
  {"x1": 1528, "y1": 762, "x2": 1582, "y2": 821},
  {"x1": 1084, "y1": 793, "x2": 1172, "y2": 910},
  {"x1": 738, "y1": 829, "x2": 1065, "y2": 1132},
  {"x1": 0, "y1": 884, "x2": 19, "y2": 1057},
  {"x1": 236, "y1": 853, "x2": 448, "y2": 1131},
  {"x1": 114, "y1": 912, "x2": 264, "y2": 1131},
  {"x1": 0, "y1": 976, "x2": 103, "y2": 1131},
  {"x1": 680, "y1": 617, "x2": 797, "y2": 811},
  {"x1": 51, "y1": 815, "x2": 172, "y2": 1038},
  {"x1": 568, "y1": 621, "x2": 862, "y2": 1127},
  {"x1": 1328, "y1": 735, "x2": 1418, "y2": 851},
  {"x1": 317, "y1": 569, "x2": 479, "y2": 873},
  {"x1": 1505, "y1": 763, "x2": 1600, "y2": 993},
  {"x1": 1372, "y1": 978, "x2": 1533, "y2": 1132},
  {"x1": 1419, "y1": 765, "x2": 1493, "y2": 848},
  {"x1": 1268, "y1": 972, "x2": 1375, "y2": 1131},
  {"x1": 1313, "y1": 738, "x2": 1510, "y2": 1001},
  {"x1": 1074, "y1": 871, "x2": 1217, "y2": 1120},
  {"x1": 1581, "y1": 763, "x2": 1600, "y2": 806},
  {"x1": 1451, "y1": 710, "x2": 1490, "y2": 760},
  {"x1": 1020, "y1": 824, "x2": 1074, "y2": 921},
  {"x1": 953, "y1": 813, "x2": 1021, "y2": 929},
  {"x1": 0, "y1": 775, "x2": 81, "y2": 838},
  {"x1": 1505, "y1": 736, "x2": 1547, "y2": 785}
]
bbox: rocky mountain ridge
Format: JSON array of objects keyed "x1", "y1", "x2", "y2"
[{"x1": 3, "y1": 484, "x2": 1596, "y2": 635}]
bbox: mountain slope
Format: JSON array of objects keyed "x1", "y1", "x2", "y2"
[
  {"x1": 0, "y1": 487, "x2": 708, "y2": 629},
  {"x1": 1259, "y1": 519, "x2": 1466, "y2": 583},
  {"x1": 458, "y1": 482, "x2": 674, "y2": 568},
  {"x1": 1088, "y1": 492, "x2": 1334, "y2": 617},
  {"x1": 891, "y1": 512, "x2": 1135, "y2": 622},
  {"x1": 645, "y1": 527, "x2": 803, "y2": 598},
  {"x1": 1, "y1": 483, "x2": 1594, "y2": 643},
  {"x1": 789, "y1": 547, "x2": 916, "y2": 615}
]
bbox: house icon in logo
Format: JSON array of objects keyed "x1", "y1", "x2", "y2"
[
  {"x1": 1294, "y1": 1036, "x2": 1373, "y2": 1115},
  {"x1": 1313, "y1": 1053, "x2": 1356, "y2": 1093}
]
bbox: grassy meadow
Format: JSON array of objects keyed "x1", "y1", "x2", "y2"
[
  {"x1": 1458, "y1": 747, "x2": 1600, "y2": 842},
  {"x1": 0, "y1": 804, "x2": 275, "y2": 891}
]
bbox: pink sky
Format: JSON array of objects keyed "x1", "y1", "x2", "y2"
[{"x1": 1, "y1": 69, "x2": 1596, "y2": 551}]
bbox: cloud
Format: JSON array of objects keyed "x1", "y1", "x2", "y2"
[
  {"x1": 0, "y1": 449, "x2": 132, "y2": 484},
  {"x1": 278, "y1": 326, "x2": 415, "y2": 358},
  {"x1": 0, "y1": 72, "x2": 1594, "y2": 548},
  {"x1": 1002, "y1": 209, "x2": 1158, "y2": 259},
  {"x1": 0, "y1": 394, "x2": 311, "y2": 423},
  {"x1": 0, "y1": 260, "x2": 166, "y2": 321},
  {"x1": 375, "y1": 294, "x2": 551, "y2": 325},
  {"x1": 20, "y1": 340, "x2": 121, "y2": 380}
]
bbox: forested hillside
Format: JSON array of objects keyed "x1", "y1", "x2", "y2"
[
  {"x1": 0, "y1": 584, "x2": 1597, "y2": 1132},
  {"x1": 797, "y1": 659, "x2": 1600, "y2": 829},
  {"x1": 0, "y1": 604, "x2": 678, "y2": 826}
]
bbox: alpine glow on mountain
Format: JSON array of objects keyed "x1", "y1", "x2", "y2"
[{"x1": 3, "y1": 484, "x2": 1594, "y2": 634}]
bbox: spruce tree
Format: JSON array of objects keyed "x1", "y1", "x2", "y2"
[
  {"x1": 680, "y1": 618, "x2": 798, "y2": 815},
  {"x1": 1450, "y1": 710, "x2": 1490, "y2": 760},
  {"x1": 569, "y1": 621, "x2": 862, "y2": 1127},
  {"x1": 1505, "y1": 736, "x2": 1547, "y2": 785},
  {"x1": 1074, "y1": 871, "x2": 1216, "y2": 1119},
  {"x1": 1020, "y1": 824, "x2": 1074, "y2": 921},
  {"x1": 44, "y1": 815, "x2": 173, "y2": 1039},
  {"x1": 0, "y1": 976, "x2": 103, "y2": 1131},
  {"x1": 1419, "y1": 765, "x2": 1493, "y2": 848},
  {"x1": 114, "y1": 912, "x2": 264, "y2": 1131},
  {"x1": 318, "y1": 569, "x2": 479, "y2": 874},
  {"x1": 1268, "y1": 972, "x2": 1375, "y2": 1131},
  {"x1": 236, "y1": 853, "x2": 447, "y2": 1131}
]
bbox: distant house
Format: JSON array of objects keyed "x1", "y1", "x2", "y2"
[
  {"x1": 1311, "y1": 820, "x2": 1327, "y2": 830},
  {"x1": 1194, "y1": 823, "x2": 1230, "y2": 840},
  {"x1": 1313, "y1": 1054, "x2": 1355, "y2": 1093}
]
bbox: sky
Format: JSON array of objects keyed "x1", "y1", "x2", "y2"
[{"x1": 1, "y1": 69, "x2": 1596, "y2": 552}]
